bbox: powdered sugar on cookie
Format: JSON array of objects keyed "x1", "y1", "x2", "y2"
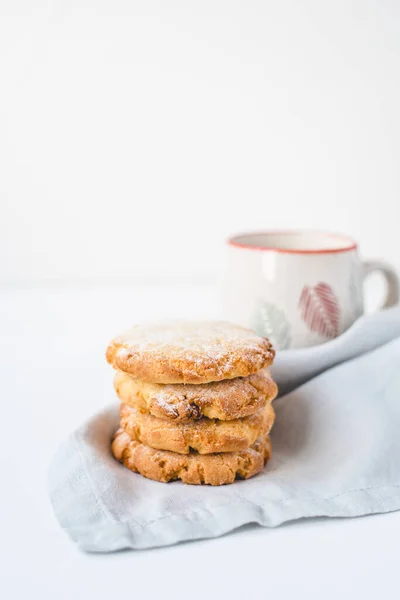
[
  {"x1": 107, "y1": 320, "x2": 274, "y2": 384},
  {"x1": 114, "y1": 368, "x2": 278, "y2": 421}
]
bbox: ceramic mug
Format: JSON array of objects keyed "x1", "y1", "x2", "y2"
[{"x1": 222, "y1": 230, "x2": 399, "y2": 350}]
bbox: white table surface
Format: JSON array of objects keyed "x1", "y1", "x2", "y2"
[{"x1": 1, "y1": 283, "x2": 399, "y2": 600}]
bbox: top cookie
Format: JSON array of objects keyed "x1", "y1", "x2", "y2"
[{"x1": 106, "y1": 320, "x2": 274, "y2": 384}]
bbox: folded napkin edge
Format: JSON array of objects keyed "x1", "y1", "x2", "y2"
[{"x1": 66, "y1": 482, "x2": 400, "y2": 553}]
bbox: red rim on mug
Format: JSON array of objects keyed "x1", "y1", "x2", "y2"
[{"x1": 227, "y1": 230, "x2": 358, "y2": 255}]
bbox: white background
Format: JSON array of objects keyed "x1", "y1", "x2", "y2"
[
  {"x1": 1, "y1": 0, "x2": 400, "y2": 284},
  {"x1": 1, "y1": 4, "x2": 400, "y2": 600}
]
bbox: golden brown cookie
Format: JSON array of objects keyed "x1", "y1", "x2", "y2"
[
  {"x1": 106, "y1": 320, "x2": 274, "y2": 384},
  {"x1": 112, "y1": 429, "x2": 272, "y2": 485},
  {"x1": 120, "y1": 402, "x2": 275, "y2": 455},
  {"x1": 114, "y1": 367, "x2": 278, "y2": 421}
]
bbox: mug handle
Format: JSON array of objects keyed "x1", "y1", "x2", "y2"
[{"x1": 362, "y1": 260, "x2": 400, "y2": 309}]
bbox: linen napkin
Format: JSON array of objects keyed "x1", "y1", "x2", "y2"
[{"x1": 48, "y1": 306, "x2": 400, "y2": 552}]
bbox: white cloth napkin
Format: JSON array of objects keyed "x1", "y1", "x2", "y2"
[{"x1": 48, "y1": 306, "x2": 400, "y2": 552}]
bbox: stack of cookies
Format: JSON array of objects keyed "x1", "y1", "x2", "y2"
[{"x1": 107, "y1": 321, "x2": 277, "y2": 486}]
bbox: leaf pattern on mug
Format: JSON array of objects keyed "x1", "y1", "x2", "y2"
[
  {"x1": 299, "y1": 282, "x2": 340, "y2": 339},
  {"x1": 251, "y1": 300, "x2": 292, "y2": 350}
]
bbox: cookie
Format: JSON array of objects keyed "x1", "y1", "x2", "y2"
[
  {"x1": 120, "y1": 402, "x2": 275, "y2": 455},
  {"x1": 114, "y1": 367, "x2": 278, "y2": 421},
  {"x1": 112, "y1": 429, "x2": 272, "y2": 485},
  {"x1": 106, "y1": 320, "x2": 274, "y2": 384}
]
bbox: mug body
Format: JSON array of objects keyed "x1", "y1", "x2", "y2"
[{"x1": 222, "y1": 231, "x2": 363, "y2": 349}]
